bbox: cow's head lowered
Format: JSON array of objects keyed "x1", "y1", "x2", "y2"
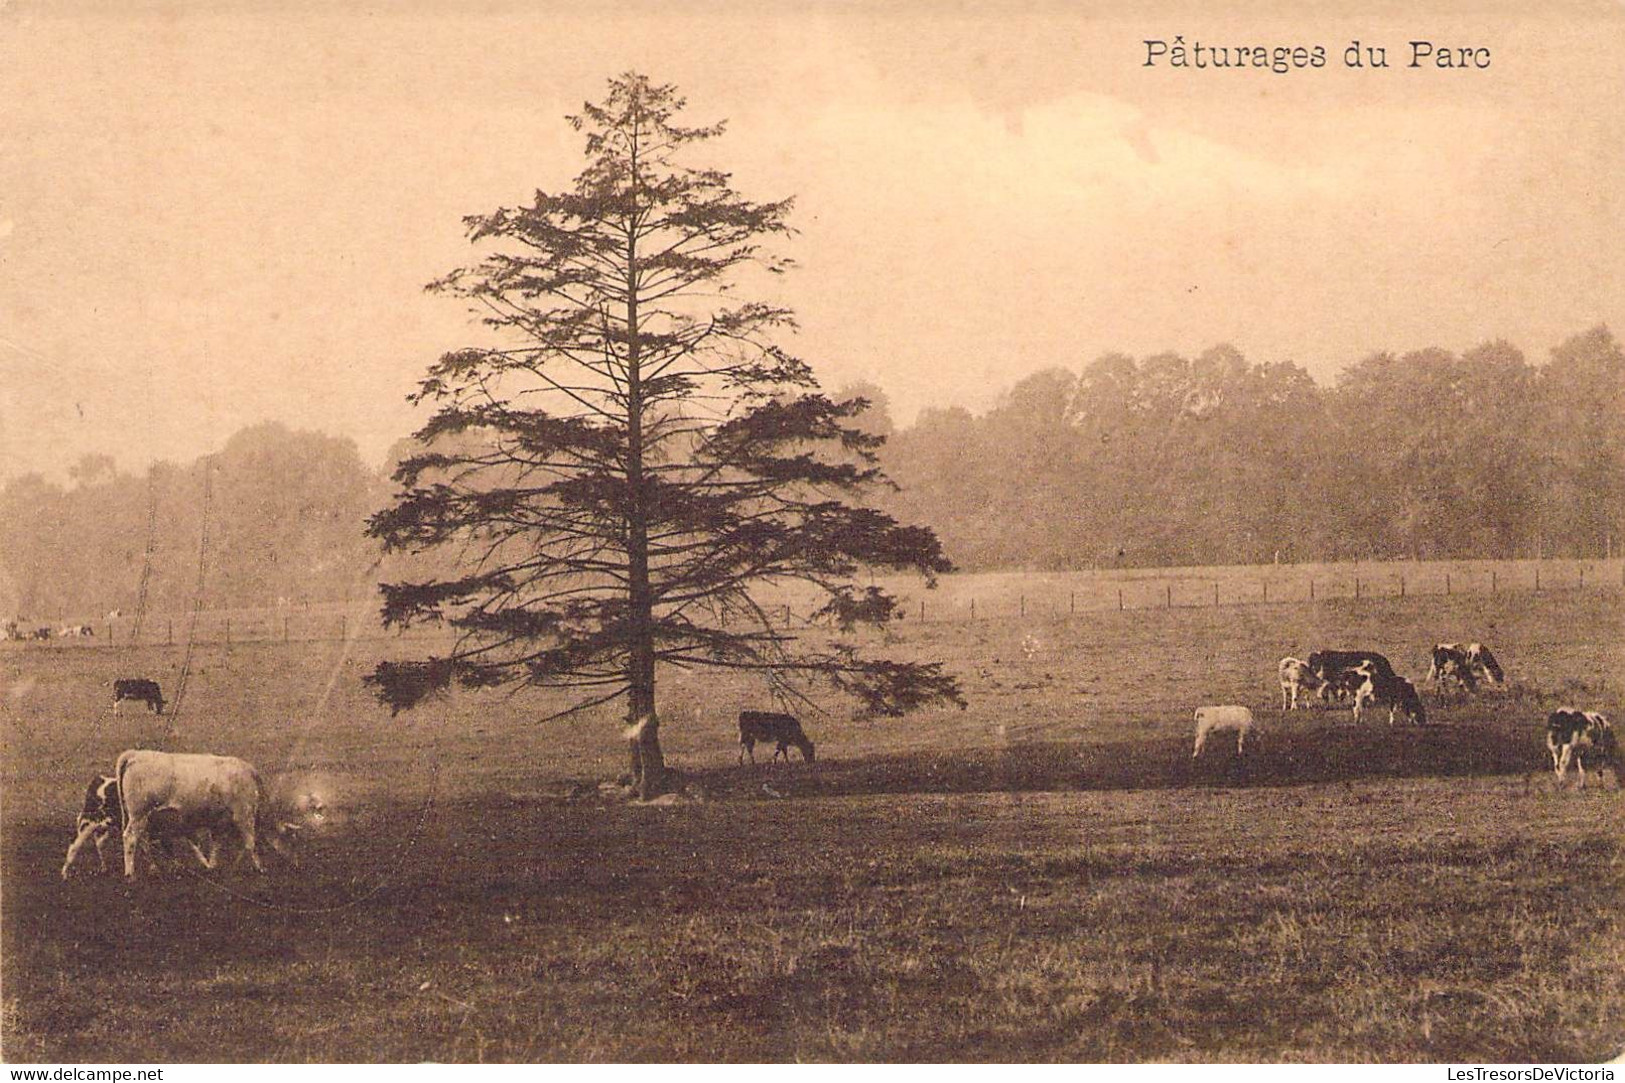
[{"x1": 261, "y1": 787, "x2": 330, "y2": 864}]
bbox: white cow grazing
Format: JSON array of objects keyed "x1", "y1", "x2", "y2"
[
  {"x1": 115, "y1": 749, "x2": 288, "y2": 880},
  {"x1": 1193, "y1": 705, "x2": 1256, "y2": 758},
  {"x1": 1277, "y1": 657, "x2": 1322, "y2": 711}
]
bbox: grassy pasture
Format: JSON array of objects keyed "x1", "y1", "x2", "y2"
[
  {"x1": 2, "y1": 587, "x2": 1622, "y2": 1062},
  {"x1": 40, "y1": 557, "x2": 1625, "y2": 647}
]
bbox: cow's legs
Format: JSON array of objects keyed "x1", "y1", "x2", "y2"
[
  {"x1": 122, "y1": 817, "x2": 148, "y2": 879},
  {"x1": 93, "y1": 826, "x2": 112, "y2": 871},
  {"x1": 1235, "y1": 730, "x2": 1247, "y2": 755},
  {"x1": 235, "y1": 814, "x2": 265, "y2": 873},
  {"x1": 181, "y1": 832, "x2": 216, "y2": 869},
  {"x1": 60, "y1": 820, "x2": 103, "y2": 879},
  {"x1": 1192, "y1": 733, "x2": 1206, "y2": 758}
]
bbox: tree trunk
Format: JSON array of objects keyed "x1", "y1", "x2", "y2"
[
  {"x1": 621, "y1": 162, "x2": 667, "y2": 802},
  {"x1": 626, "y1": 706, "x2": 667, "y2": 800}
]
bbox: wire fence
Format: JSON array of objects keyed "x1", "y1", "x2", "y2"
[{"x1": 6, "y1": 557, "x2": 1622, "y2": 650}]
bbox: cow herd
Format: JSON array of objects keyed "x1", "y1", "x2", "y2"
[
  {"x1": 1198, "y1": 641, "x2": 1618, "y2": 790},
  {"x1": 50, "y1": 631, "x2": 1620, "y2": 885},
  {"x1": 57, "y1": 676, "x2": 323, "y2": 881},
  {"x1": 1, "y1": 621, "x2": 91, "y2": 641}
]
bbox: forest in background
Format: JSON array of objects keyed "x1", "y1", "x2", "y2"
[{"x1": 3, "y1": 326, "x2": 1620, "y2": 618}]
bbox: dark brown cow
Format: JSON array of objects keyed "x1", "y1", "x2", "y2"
[
  {"x1": 738, "y1": 711, "x2": 815, "y2": 765},
  {"x1": 113, "y1": 678, "x2": 165, "y2": 716}
]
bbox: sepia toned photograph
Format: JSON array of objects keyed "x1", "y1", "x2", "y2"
[{"x1": 2, "y1": 0, "x2": 1622, "y2": 1064}]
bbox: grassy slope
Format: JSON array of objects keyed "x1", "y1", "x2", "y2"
[{"x1": 2, "y1": 588, "x2": 1622, "y2": 1062}]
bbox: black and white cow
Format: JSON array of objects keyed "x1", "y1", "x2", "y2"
[
  {"x1": 738, "y1": 711, "x2": 816, "y2": 765},
  {"x1": 112, "y1": 678, "x2": 165, "y2": 716},
  {"x1": 1307, "y1": 650, "x2": 1396, "y2": 703},
  {"x1": 1349, "y1": 661, "x2": 1427, "y2": 726},
  {"x1": 1427, "y1": 642, "x2": 1505, "y2": 693},
  {"x1": 1545, "y1": 709, "x2": 1619, "y2": 789}
]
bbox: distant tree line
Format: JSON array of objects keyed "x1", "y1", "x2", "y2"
[
  {"x1": 2, "y1": 327, "x2": 1620, "y2": 617},
  {"x1": 0, "y1": 422, "x2": 384, "y2": 620},
  {"x1": 861, "y1": 326, "x2": 1623, "y2": 570}
]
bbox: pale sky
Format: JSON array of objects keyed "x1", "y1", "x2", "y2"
[{"x1": 3, "y1": 1, "x2": 1622, "y2": 483}]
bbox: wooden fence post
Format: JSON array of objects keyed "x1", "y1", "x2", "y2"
[
  {"x1": 1070, "y1": 591, "x2": 1075, "y2": 615},
  {"x1": 1166, "y1": 584, "x2": 1172, "y2": 609},
  {"x1": 1491, "y1": 570, "x2": 1497, "y2": 593},
  {"x1": 1309, "y1": 579, "x2": 1315, "y2": 601},
  {"x1": 1355, "y1": 578, "x2": 1361, "y2": 600},
  {"x1": 1535, "y1": 568, "x2": 1541, "y2": 592},
  {"x1": 1214, "y1": 582, "x2": 1219, "y2": 606},
  {"x1": 1400, "y1": 576, "x2": 1405, "y2": 598},
  {"x1": 970, "y1": 599, "x2": 976, "y2": 620},
  {"x1": 919, "y1": 599, "x2": 924, "y2": 623},
  {"x1": 1020, "y1": 595, "x2": 1025, "y2": 618},
  {"x1": 341, "y1": 615, "x2": 347, "y2": 639},
  {"x1": 167, "y1": 619, "x2": 173, "y2": 645},
  {"x1": 1446, "y1": 574, "x2": 1451, "y2": 595},
  {"x1": 1262, "y1": 580, "x2": 1268, "y2": 603},
  {"x1": 225, "y1": 619, "x2": 231, "y2": 645},
  {"x1": 284, "y1": 616, "x2": 290, "y2": 642},
  {"x1": 1117, "y1": 588, "x2": 1123, "y2": 611}
]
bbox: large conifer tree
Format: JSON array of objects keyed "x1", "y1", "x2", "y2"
[{"x1": 368, "y1": 73, "x2": 959, "y2": 796}]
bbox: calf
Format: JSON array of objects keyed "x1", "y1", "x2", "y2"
[
  {"x1": 738, "y1": 711, "x2": 815, "y2": 765},
  {"x1": 1546, "y1": 709, "x2": 1619, "y2": 789},
  {"x1": 1192, "y1": 705, "x2": 1255, "y2": 757},
  {"x1": 60, "y1": 775, "x2": 213, "y2": 878},
  {"x1": 1277, "y1": 656, "x2": 1323, "y2": 710},
  {"x1": 113, "y1": 678, "x2": 165, "y2": 716},
  {"x1": 1319, "y1": 668, "x2": 1366, "y2": 704},
  {"x1": 1350, "y1": 662, "x2": 1426, "y2": 726}
]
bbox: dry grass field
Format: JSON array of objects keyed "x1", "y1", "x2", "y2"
[{"x1": 3, "y1": 579, "x2": 1622, "y2": 1062}]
